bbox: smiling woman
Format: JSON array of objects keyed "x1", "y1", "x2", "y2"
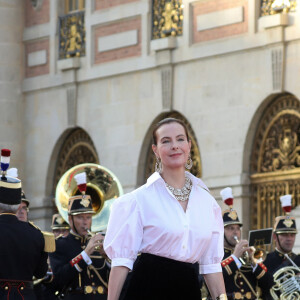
[{"x1": 104, "y1": 118, "x2": 226, "y2": 300}]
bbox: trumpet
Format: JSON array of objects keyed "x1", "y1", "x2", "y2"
[
  {"x1": 86, "y1": 228, "x2": 104, "y2": 251},
  {"x1": 233, "y1": 236, "x2": 248, "y2": 265},
  {"x1": 86, "y1": 228, "x2": 105, "y2": 237},
  {"x1": 233, "y1": 236, "x2": 266, "y2": 265}
]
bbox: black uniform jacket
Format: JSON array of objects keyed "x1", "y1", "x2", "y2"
[
  {"x1": 0, "y1": 213, "x2": 48, "y2": 300},
  {"x1": 262, "y1": 249, "x2": 300, "y2": 299},
  {"x1": 49, "y1": 232, "x2": 110, "y2": 300},
  {"x1": 221, "y1": 248, "x2": 273, "y2": 300}
]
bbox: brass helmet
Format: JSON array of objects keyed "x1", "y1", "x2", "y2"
[
  {"x1": 51, "y1": 213, "x2": 70, "y2": 230},
  {"x1": 68, "y1": 172, "x2": 95, "y2": 216},
  {"x1": 273, "y1": 195, "x2": 297, "y2": 234},
  {"x1": 220, "y1": 187, "x2": 243, "y2": 227},
  {"x1": 21, "y1": 191, "x2": 30, "y2": 208}
]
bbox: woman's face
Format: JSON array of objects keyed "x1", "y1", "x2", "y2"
[{"x1": 152, "y1": 122, "x2": 191, "y2": 171}]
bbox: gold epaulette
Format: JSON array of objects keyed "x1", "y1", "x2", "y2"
[
  {"x1": 42, "y1": 231, "x2": 56, "y2": 253},
  {"x1": 29, "y1": 221, "x2": 41, "y2": 230},
  {"x1": 28, "y1": 222, "x2": 56, "y2": 252}
]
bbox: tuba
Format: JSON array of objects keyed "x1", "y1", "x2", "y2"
[
  {"x1": 55, "y1": 163, "x2": 123, "y2": 232},
  {"x1": 270, "y1": 254, "x2": 300, "y2": 300}
]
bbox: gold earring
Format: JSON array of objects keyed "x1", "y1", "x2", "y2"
[
  {"x1": 185, "y1": 154, "x2": 193, "y2": 170},
  {"x1": 155, "y1": 156, "x2": 162, "y2": 173}
]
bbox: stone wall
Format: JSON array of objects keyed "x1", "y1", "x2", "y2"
[
  {"x1": 0, "y1": 1, "x2": 24, "y2": 174},
  {"x1": 17, "y1": 0, "x2": 300, "y2": 256}
]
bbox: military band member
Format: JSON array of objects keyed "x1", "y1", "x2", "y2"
[
  {"x1": 262, "y1": 194, "x2": 300, "y2": 299},
  {"x1": 34, "y1": 214, "x2": 70, "y2": 300},
  {"x1": 49, "y1": 172, "x2": 110, "y2": 299},
  {"x1": 0, "y1": 149, "x2": 52, "y2": 300},
  {"x1": 7, "y1": 168, "x2": 30, "y2": 222},
  {"x1": 16, "y1": 191, "x2": 30, "y2": 222},
  {"x1": 220, "y1": 187, "x2": 272, "y2": 300},
  {"x1": 51, "y1": 213, "x2": 70, "y2": 238}
]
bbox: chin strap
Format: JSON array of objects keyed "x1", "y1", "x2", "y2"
[
  {"x1": 71, "y1": 215, "x2": 80, "y2": 236},
  {"x1": 275, "y1": 234, "x2": 292, "y2": 255}
]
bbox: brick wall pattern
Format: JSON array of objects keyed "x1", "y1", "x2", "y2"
[
  {"x1": 192, "y1": 0, "x2": 248, "y2": 44},
  {"x1": 25, "y1": 0, "x2": 50, "y2": 27},
  {"x1": 94, "y1": 17, "x2": 141, "y2": 64},
  {"x1": 25, "y1": 39, "x2": 50, "y2": 78},
  {"x1": 94, "y1": 0, "x2": 139, "y2": 10}
]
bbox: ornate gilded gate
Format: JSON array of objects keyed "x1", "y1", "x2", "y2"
[{"x1": 250, "y1": 94, "x2": 300, "y2": 229}]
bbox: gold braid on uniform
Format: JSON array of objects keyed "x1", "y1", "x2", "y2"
[
  {"x1": 234, "y1": 271, "x2": 257, "y2": 297},
  {"x1": 28, "y1": 222, "x2": 56, "y2": 252},
  {"x1": 88, "y1": 265, "x2": 108, "y2": 288}
]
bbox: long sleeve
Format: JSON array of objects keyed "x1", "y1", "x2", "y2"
[
  {"x1": 34, "y1": 251, "x2": 49, "y2": 279},
  {"x1": 199, "y1": 201, "x2": 224, "y2": 274},
  {"x1": 49, "y1": 244, "x2": 82, "y2": 290},
  {"x1": 104, "y1": 192, "x2": 143, "y2": 270}
]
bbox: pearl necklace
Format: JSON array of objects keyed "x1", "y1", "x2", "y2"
[{"x1": 165, "y1": 177, "x2": 192, "y2": 202}]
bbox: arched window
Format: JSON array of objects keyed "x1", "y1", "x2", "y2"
[
  {"x1": 53, "y1": 128, "x2": 99, "y2": 193},
  {"x1": 250, "y1": 94, "x2": 300, "y2": 229}
]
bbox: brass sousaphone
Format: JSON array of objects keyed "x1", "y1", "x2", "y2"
[{"x1": 55, "y1": 163, "x2": 123, "y2": 232}]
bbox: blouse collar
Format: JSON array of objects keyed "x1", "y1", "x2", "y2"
[{"x1": 146, "y1": 171, "x2": 210, "y2": 192}]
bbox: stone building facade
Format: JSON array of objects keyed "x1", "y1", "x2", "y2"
[{"x1": 1, "y1": 0, "x2": 300, "y2": 251}]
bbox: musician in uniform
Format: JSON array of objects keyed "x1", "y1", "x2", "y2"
[
  {"x1": 262, "y1": 194, "x2": 300, "y2": 299},
  {"x1": 7, "y1": 168, "x2": 30, "y2": 222},
  {"x1": 16, "y1": 191, "x2": 30, "y2": 222},
  {"x1": 49, "y1": 172, "x2": 110, "y2": 299},
  {"x1": 51, "y1": 213, "x2": 70, "y2": 238},
  {"x1": 0, "y1": 149, "x2": 52, "y2": 300},
  {"x1": 34, "y1": 214, "x2": 70, "y2": 300},
  {"x1": 220, "y1": 187, "x2": 272, "y2": 300}
]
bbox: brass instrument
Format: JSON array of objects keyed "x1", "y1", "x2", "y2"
[
  {"x1": 233, "y1": 236, "x2": 266, "y2": 265},
  {"x1": 55, "y1": 163, "x2": 123, "y2": 232},
  {"x1": 33, "y1": 272, "x2": 53, "y2": 286},
  {"x1": 86, "y1": 229, "x2": 104, "y2": 251},
  {"x1": 233, "y1": 236, "x2": 249, "y2": 265},
  {"x1": 270, "y1": 254, "x2": 300, "y2": 300}
]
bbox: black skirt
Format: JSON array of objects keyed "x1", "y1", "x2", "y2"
[{"x1": 122, "y1": 253, "x2": 201, "y2": 300}]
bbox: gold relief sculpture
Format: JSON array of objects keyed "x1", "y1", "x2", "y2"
[
  {"x1": 250, "y1": 95, "x2": 300, "y2": 230},
  {"x1": 261, "y1": 0, "x2": 296, "y2": 16},
  {"x1": 59, "y1": 11, "x2": 85, "y2": 59},
  {"x1": 152, "y1": 0, "x2": 183, "y2": 40},
  {"x1": 260, "y1": 116, "x2": 300, "y2": 172}
]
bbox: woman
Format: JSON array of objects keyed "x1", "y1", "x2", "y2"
[{"x1": 104, "y1": 118, "x2": 226, "y2": 300}]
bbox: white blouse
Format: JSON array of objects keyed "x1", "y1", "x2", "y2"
[{"x1": 104, "y1": 171, "x2": 224, "y2": 274}]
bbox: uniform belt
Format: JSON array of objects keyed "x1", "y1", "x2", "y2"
[
  {"x1": 84, "y1": 285, "x2": 106, "y2": 295},
  {"x1": 68, "y1": 286, "x2": 107, "y2": 295},
  {"x1": 233, "y1": 292, "x2": 254, "y2": 300},
  {"x1": 0, "y1": 280, "x2": 33, "y2": 290}
]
